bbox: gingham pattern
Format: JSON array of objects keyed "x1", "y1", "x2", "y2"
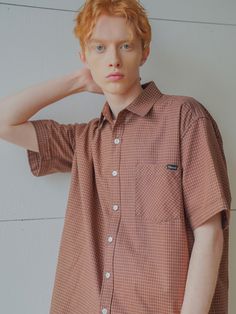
[{"x1": 27, "y1": 81, "x2": 231, "y2": 314}]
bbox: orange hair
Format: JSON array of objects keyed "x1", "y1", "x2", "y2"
[{"x1": 73, "y1": 0, "x2": 152, "y2": 55}]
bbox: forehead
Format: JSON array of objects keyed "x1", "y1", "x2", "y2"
[{"x1": 88, "y1": 14, "x2": 137, "y2": 43}]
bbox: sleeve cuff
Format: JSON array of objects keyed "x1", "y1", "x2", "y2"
[
  {"x1": 188, "y1": 202, "x2": 231, "y2": 231},
  {"x1": 27, "y1": 120, "x2": 52, "y2": 177}
]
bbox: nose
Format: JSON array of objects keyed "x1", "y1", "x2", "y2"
[
  {"x1": 108, "y1": 47, "x2": 121, "y2": 68},
  {"x1": 109, "y1": 61, "x2": 120, "y2": 68}
]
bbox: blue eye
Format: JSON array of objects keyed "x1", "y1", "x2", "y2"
[
  {"x1": 95, "y1": 45, "x2": 105, "y2": 52},
  {"x1": 94, "y1": 43, "x2": 131, "y2": 53},
  {"x1": 123, "y1": 43, "x2": 130, "y2": 49}
]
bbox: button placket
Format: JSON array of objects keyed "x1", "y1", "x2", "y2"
[{"x1": 100, "y1": 125, "x2": 124, "y2": 314}]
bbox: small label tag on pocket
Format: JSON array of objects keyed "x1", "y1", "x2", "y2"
[{"x1": 166, "y1": 164, "x2": 178, "y2": 170}]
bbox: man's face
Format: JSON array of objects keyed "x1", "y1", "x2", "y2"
[{"x1": 80, "y1": 14, "x2": 149, "y2": 95}]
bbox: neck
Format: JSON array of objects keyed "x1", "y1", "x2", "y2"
[{"x1": 104, "y1": 80, "x2": 143, "y2": 120}]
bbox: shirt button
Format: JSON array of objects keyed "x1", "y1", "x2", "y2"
[
  {"x1": 114, "y1": 138, "x2": 120, "y2": 144},
  {"x1": 113, "y1": 204, "x2": 119, "y2": 211},
  {"x1": 112, "y1": 170, "x2": 118, "y2": 176},
  {"x1": 105, "y1": 272, "x2": 111, "y2": 279},
  {"x1": 108, "y1": 236, "x2": 113, "y2": 243},
  {"x1": 101, "y1": 308, "x2": 108, "y2": 314}
]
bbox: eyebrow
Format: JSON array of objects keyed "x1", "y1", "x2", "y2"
[{"x1": 88, "y1": 38, "x2": 133, "y2": 44}]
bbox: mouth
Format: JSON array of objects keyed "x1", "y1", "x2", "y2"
[
  {"x1": 106, "y1": 73, "x2": 124, "y2": 81},
  {"x1": 106, "y1": 72, "x2": 124, "y2": 77},
  {"x1": 107, "y1": 75, "x2": 124, "y2": 81}
]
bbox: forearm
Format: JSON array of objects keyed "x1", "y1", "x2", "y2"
[
  {"x1": 181, "y1": 231, "x2": 224, "y2": 314},
  {"x1": 0, "y1": 69, "x2": 86, "y2": 126}
]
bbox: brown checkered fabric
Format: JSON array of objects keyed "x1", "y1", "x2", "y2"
[{"x1": 27, "y1": 81, "x2": 231, "y2": 314}]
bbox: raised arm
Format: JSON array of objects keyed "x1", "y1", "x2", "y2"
[{"x1": 0, "y1": 69, "x2": 88, "y2": 152}]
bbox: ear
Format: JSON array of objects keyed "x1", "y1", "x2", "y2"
[
  {"x1": 140, "y1": 46, "x2": 150, "y2": 66},
  {"x1": 79, "y1": 51, "x2": 88, "y2": 66},
  {"x1": 79, "y1": 51, "x2": 85, "y2": 63}
]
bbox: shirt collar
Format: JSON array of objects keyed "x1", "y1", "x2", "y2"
[{"x1": 98, "y1": 80, "x2": 163, "y2": 128}]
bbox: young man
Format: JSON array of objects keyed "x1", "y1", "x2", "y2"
[{"x1": 0, "y1": 0, "x2": 232, "y2": 313}]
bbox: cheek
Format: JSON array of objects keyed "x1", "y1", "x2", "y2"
[
  {"x1": 89, "y1": 64, "x2": 104, "y2": 82},
  {"x1": 87, "y1": 59, "x2": 99, "y2": 75},
  {"x1": 126, "y1": 54, "x2": 141, "y2": 66},
  {"x1": 89, "y1": 56, "x2": 103, "y2": 70}
]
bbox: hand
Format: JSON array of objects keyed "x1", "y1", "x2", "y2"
[{"x1": 80, "y1": 67, "x2": 104, "y2": 95}]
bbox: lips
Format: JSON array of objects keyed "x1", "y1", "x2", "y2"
[{"x1": 107, "y1": 73, "x2": 124, "y2": 78}]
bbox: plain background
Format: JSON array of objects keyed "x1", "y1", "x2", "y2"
[{"x1": 0, "y1": 1, "x2": 235, "y2": 313}]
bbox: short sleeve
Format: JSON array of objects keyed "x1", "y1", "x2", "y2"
[
  {"x1": 181, "y1": 116, "x2": 232, "y2": 231},
  {"x1": 27, "y1": 119, "x2": 87, "y2": 177}
]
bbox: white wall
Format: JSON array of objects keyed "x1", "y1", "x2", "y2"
[{"x1": 0, "y1": 1, "x2": 235, "y2": 313}]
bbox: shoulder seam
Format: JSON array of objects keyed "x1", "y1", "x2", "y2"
[{"x1": 181, "y1": 115, "x2": 211, "y2": 140}]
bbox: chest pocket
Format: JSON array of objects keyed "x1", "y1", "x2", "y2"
[{"x1": 135, "y1": 162, "x2": 183, "y2": 224}]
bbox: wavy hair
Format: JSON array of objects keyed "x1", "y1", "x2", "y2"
[{"x1": 73, "y1": 0, "x2": 152, "y2": 54}]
